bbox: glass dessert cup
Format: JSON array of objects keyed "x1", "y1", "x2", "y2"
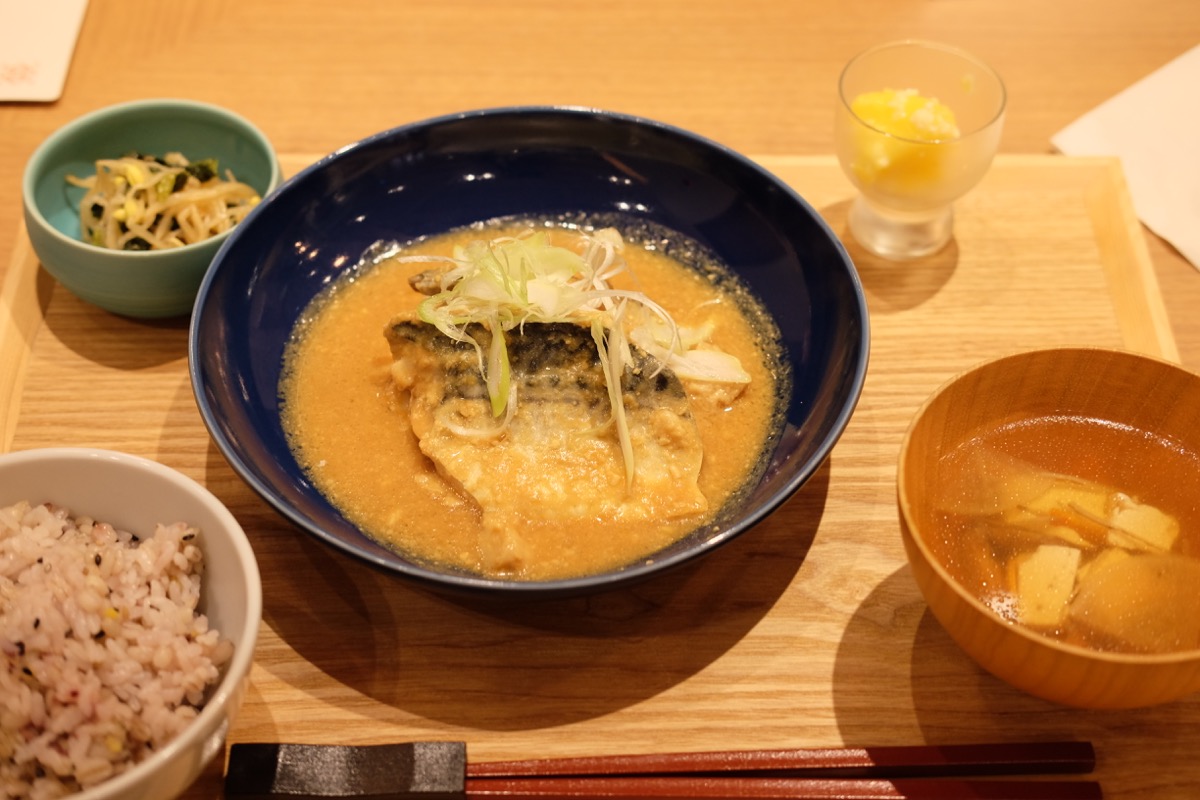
[{"x1": 835, "y1": 40, "x2": 1007, "y2": 260}]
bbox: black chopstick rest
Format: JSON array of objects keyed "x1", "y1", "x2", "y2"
[{"x1": 225, "y1": 741, "x2": 467, "y2": 799}]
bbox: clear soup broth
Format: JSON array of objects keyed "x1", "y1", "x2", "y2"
[{"x1": 929, "y1": 413, "x2": 1200, "y2": 655}]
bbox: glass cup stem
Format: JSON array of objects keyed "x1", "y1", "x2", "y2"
[{"x1": 847, "y1": 195, "x2": 954, "y2": 260}]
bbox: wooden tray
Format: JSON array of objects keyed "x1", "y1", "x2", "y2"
[{"x1": 1, "y1": 155, "x2": 1193, "y2": 798}]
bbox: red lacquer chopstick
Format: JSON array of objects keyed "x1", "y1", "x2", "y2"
[
  {"x1": 467, "y1": 741, "x2": 1096, "y2": 780},
  {"x1": 466, "y1": 775, "x2": 1102, "y2": 799}
]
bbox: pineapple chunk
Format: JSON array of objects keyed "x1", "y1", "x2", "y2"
[
  {"x1": 846, "y1": 88, "x2": 961, "y2": 192},
  {"x1": 1106, "y1": 493, "x2": 1179, "y2": 553},
  {"x1": 1013, "y1": 545, "x2": 1081, "y2": 628},
  {"x1": 851, "y1": 88, "x2": 960, "y2": 142}
]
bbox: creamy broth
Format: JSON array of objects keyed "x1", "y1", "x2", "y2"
[{"x1": 279, "y1": 220, "x2": 783, "y2": 580}]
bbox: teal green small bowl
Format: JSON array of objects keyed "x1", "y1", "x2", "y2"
[{"x1": 22, "y1": 99, "x2": 282, "y2": 319}]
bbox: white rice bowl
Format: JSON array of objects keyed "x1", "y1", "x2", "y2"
[{"x1": 0, "y1": 449, "x2": 260, "y2": 800}]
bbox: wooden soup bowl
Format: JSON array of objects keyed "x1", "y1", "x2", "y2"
[{"x1": 897, "y1": 347, "x2": 1200, "y2": 708}]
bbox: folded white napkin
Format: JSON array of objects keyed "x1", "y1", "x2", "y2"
[
  {"x1": 1051, "y1": 44, "x2": 1200, "y2": 270},
  {"x1": 0, "y1": 0, "x2": 88, "y2": 102}
]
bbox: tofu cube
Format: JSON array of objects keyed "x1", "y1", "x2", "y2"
[
  {"x1": 1107, "y1": 494, "x2": 1180, "y2": 552},
  {"x1": 1014, "y1": 544, "x2": 1082, "y2": 628}
]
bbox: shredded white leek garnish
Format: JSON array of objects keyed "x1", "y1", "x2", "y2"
[{"x1": 400, "y1": 227, "x2": 750, "y2": 486}]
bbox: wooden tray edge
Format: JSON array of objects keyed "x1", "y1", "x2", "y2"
[
  {"x1": 0, "y1": 229, "x2": 42, "y2": 453},
  {"x1": 1081, "y1": 157, "x2": 1181, "y2": 362},
  {"x1": 754, "y1": 154, "x2": 1179, "y2": 363}
]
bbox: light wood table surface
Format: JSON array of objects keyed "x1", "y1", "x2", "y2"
[
  {"x1": 3, "y1": 0, "x2": 1199, "y2": 367},
  {"x1": 3, "y1": 2, "x2": 1200, "y2": 799}
]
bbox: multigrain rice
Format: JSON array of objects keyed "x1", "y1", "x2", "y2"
[{"x1": 1, "y1": 501, "x2": 230, "y2": 799}]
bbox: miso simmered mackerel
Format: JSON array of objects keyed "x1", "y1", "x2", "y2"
[
  {"x1": 280, "y1": 222, "x2": 784, "y2": 580},
  {"x1": 387, "y1": 320, "x2": 707, "y2": 573}
]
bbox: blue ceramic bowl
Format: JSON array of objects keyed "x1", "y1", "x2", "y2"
[
  {"x1": 190, "y1": 106, "x2": 869, "y2": 595},
  {"x1": 23, "y1": 99, "x2": 281, "y2": 318}
]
